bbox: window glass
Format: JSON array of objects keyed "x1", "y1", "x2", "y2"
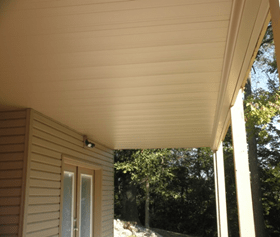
[
  {"x1": 80, "y1": 174, "x2": 92, "y2": 237},
  {"x1": 62, "y1": 171, "x2": 74, "y2": 237}
]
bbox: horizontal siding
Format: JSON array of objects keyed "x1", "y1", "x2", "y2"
[
  {"x1": 103, "y1": 214, "x2": 114, "y2": 222},
  {"x1": 29, "y1": 179, "x2": 61, "y2": 189},
  {"x1": 103, "y1": 229, "x2": 114, "y2": 237},
  {"x1": 103, "y1": 220, "x2": 114, "y2": 237},
  {"x1": 0, "y1": 197, "x2": 21, "y2": 206},
  {"x1": 0, "y1": 144, "x2": 25, "y2": 153},
  {"x1": 103, "y1": 194, "x2": 114, "y2": 201},
  {"x1": 28, "y1": 204, "x2": 60, "y2": 214},
  {"x1": 0, "y1": 135, "x2": 25, "y2": 145},
  {"x1": 103, "y1": 170, "x2": 114, "y2": 176},
  {"x1": 103, "y1": 227, "x2": 114, "y2": 236},
  {"x1": 26, "y1": 227, "x2": 59, "y2": 237},
  {"x1": 31, "y1": 153, "x2": 61, "y2": 167},
  {"x1": 0, "y1": 119, "x2": 26, "y2": 128},
  {"x1": 0, "y1": 170, "x2": 23, "y2": 179},
  {"x1": 0, "y1": 161, "x2": 23, "y2": 170},
  {"x1": 32, "y1": 127, "x2": 113, "y2": 166},
  {"x1": 0, "y1": 206, "x2": 20, "y2": 215},
  {"x1": 103, "y1": 209, "x2": 114, "y2": 217},
  {"x1": 103, "y1": 185, "x2": 114, "y2": 191},
  {"x1": 29, "y1": 188, "x2": 60, "y2": 196},
  {"x1": 27, "y1": 212, "x2": 60, "y2": 223},
  {"x1": 0, "y1": 179, "x2": 22, "y2": 188},
  {"x1": 26, "y1": 219, "x2": 60, "y2": 233},
  {"x1": 0, "y1": 215, "x2": 20, "y2": 224},
  {"x1": 0, "y1": 224, "x2": 19, "y2": 235},
  {"x1": 0, "y1": 188, "x2": 21, "y2": 197},
  {"x1": 0, "y1": 127, "x2": 26, "y2": 136},
  {"x1": 103, "y1": 205, "x2": 114, "y2": 213},
  {"x1": 0, "y1": 110, "x2": 27, "y2": 237},
  {"x1": 30, "y1": 161, "x2": 61, "y2": 173},
  {"x1": 103, "y1": 199, "x2": 114, "y2": 207},
  {"x1": 0, "y1": 111, "x2": 26, "y2": 120},
  {"x1": 29, "y1": 196, "x2": 60, "y2": 205},
  {"x1": 32, "y1": 136, "x2": 113, "y2": 171},
  {"x1": 25, "y1": 111, "x2": 114, "y2": 236},
  {"x1": 33, "y1": 112, "x2": 113, "y2": 156},
  {"x1": 0, "y1": 152, "x2": 24, "y2": 162},
  {"x1": 29, "y1": 170, "x2": 61, "y2": 181},
  {"x1": 103, "y1": 218, "x2": 113, "y2": 226},
  {"x1": 103, "y1": 190, "x2": 114, "y2": 197}
]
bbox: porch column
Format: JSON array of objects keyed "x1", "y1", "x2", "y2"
[
  {"x1": 269, "y1": 0, "x2": 280, "y2": 81},
  {"x1": 213, "y1": 142, "x2": 229, "y2": 237},
  {"x1": 230, "y1": 89, "x2": 255, "y2": 237},
  {"x1": 213, "y1": 150, "x2": 221, "y2": 237}
]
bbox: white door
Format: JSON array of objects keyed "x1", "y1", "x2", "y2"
[{"x1": 62, "y1": 164, "x2": 94, "y2": 237}]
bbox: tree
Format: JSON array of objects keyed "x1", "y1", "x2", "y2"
[
  {"x1": 245, "y1": 77, "x2": 280, "y2": 235},
  {"x1": 148, "y1": 148, "x2": 217, "y2": 236},
  {"x1": 115, "y1": 149, "x2": 174, "y2": 228},
  {"x1": 244, "y1": 75, "x2": 267, "y2": 237},
  {"x1": 257, "y1": 121, "x2": 280, "y2": 235},
  {"x1": 114, "y1": 150, "x2": 141, "y2": 224}
]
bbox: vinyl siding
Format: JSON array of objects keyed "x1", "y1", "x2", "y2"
[
  {"x1": 0, "y1": 110, "x2": 28, "y2": 237},
  {"x1": 23, "y1": 109, "x2": 114, "y2": 237}
]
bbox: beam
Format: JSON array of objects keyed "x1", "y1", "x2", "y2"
[
  {"x1": 230, "y1": 89, "x2": 255, "y2": 237},
  {"x1": 213, "y1": 142, "x2": 229, "y2": 237},
  {"x1": 269, "y1": 0, "x2": 280, "y2": 81}
]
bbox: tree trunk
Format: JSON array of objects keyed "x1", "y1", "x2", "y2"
[
  {"x1": 121, "y1": 175, "x2": 141, "y2": 224},
  {"x1": 145, "y1": 180, "x2": 150, "y2": 228},
  {"x1": 245, "y1": 75, "x2": 267, "y2": 237}
]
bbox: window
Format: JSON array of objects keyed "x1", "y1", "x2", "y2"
[{"x1": 60, "y1": 157, "x2": 102, "y2": 237}]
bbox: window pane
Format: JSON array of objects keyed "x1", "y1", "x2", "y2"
[
  {"x1": 80, "y1": 174, "x2": 92, "y2": 237},
  {"x1": 62, "y1": 172, "x2": 74, "y2": 237}
]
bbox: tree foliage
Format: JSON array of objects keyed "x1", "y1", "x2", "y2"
[
  {"x1": 115, "y1": 149, "x2": 174, "y2": 227},
  {"x1": 115, "y1": 149, "x2": 174, "y2": 189},
  {"x1": 245, "y1": 79, "x2": 280, "y2": 139},
  {"x1": 115, "y1": 148, "x2": 218, "y2": 236}
]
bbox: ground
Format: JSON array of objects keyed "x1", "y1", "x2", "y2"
[
  {"x1": 152, "y1": 228, "x2": 200, "y2": 237},
  {"x1": 114, "y1": 219, "x2": 200, "y2": 237}
]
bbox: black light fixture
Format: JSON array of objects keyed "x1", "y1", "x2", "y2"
[{"x1": 83, "y1": 135, "x2": 95, "y2": 148}]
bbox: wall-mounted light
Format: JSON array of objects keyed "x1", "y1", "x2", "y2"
[{"x1": 83, "y1": 135, "x2": 95, "y2": 148}]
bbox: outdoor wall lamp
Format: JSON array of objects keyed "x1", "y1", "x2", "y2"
[{"x1": 83, "y1": 135, "x2": 95, "y2": 148}]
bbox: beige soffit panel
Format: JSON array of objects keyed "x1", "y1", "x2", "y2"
[
  {"x1": 0, "y1": 0, "x2": 232, "y2": 149},
  {"x1": 211, "y1": 0, "x2": 270, "y2": 150}
]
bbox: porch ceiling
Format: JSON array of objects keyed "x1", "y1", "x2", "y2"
[{"x1": 0, "y1": 0, "x2": 269, "y2": 149}]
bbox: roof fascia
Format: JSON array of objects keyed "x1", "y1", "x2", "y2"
[{"x1": 211, "y1": 0, "x2": 270, "y2": 150}]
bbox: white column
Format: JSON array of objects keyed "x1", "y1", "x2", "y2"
[
  {"x1": 269, "y1": 0, "x2": 280, "y2": 82},
  {"x1": 213, "y1": 152, "x2": 221, "y2": 237},
  {"x1": 213, "y1": 142, "x2": 229, "y2": 237},
  {"x1": 231, "y1": 89, "x2": 256, "y2": 237}
]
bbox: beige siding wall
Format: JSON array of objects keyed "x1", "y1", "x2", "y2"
[
  {"x1": 0, "y1": 110, "x2": 28, "y2": 237},
  {"x1": 23, "y1": 110, "x2": 114, "y2": 237}
]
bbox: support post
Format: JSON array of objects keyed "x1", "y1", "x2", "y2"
[
  {"x1": 231, "y1": 89, "x2": 256, "y2": 237},
  {"x1": 213, "y1": 152, "x2": 221, "y2": 237},
  {"x1": 213, "y1": 142, "x2": 229, "y2": 237},
  {"x1": 269, "y1": 0, "x2": 280, "y2": 82}
]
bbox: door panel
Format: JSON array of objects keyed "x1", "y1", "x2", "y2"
[
  {"x1": 62, "y1": 165, "x2": 76, "y2": 237},
  {"x1": 62, "y1": 165, "x2": 94, "y2": 237},
  {"x1": 79, "y1": 174, "x2": 93, "y2": 237}
]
